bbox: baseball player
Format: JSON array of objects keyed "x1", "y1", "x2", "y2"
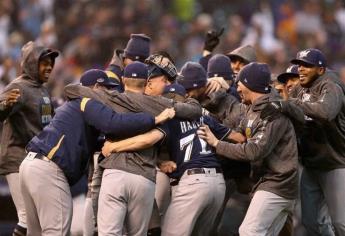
[
  {"x1": 19, "y1": 68, "x2": 172, "y2": 235},
  {"x1": 227, "y1": 45, "x2": 257, "y2": 78},
  {"x1": 198, "y1": 62, "x2": 299, "y2": 236},
  {"x1": 144, "y1": 53, "x2": 179, "y2": 235},
  {"x1": 277, "y1": 65, "x2": 300, "y2": 96},
  {"x1": 106, "y1": 33, "x2": 151, "y2": 91},
  {"x1": 0, "y1": 41, "x2": 58, "y2": 236},
  {"x1": 289, "y1": 48, "x2": 345, "y2": 235},
  {"x1": 78, "y1": 69, "x2": 120, "y2": 236}
]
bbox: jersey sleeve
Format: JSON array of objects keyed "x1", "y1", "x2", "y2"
[
  {"x1": 80, "y1": 98, "x2": 155, "y2": 138},
  {"x1": 155, "y1": 123, "x2": 170, "y2": 146},
  {"x1": 204, "y1": 115, "x2": 231, "y2": 140}
]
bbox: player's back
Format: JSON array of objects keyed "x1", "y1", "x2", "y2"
[{"x1": 165, "y1": 115, "x2": 230, "y2": 179}]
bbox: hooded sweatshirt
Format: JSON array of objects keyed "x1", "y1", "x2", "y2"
[{"x1": 0, "y1": 42, "x2": 55, "y2": 175}]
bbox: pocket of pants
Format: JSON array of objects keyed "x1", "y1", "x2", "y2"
[{"x1": 179, "y1": 174, "x2": 207, "y2": 187}]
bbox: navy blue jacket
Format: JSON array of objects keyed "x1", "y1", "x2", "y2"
[{"x1": 27, "y1": 98, "x2": 155, "y2": 185}]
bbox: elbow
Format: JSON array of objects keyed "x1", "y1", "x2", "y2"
[{"x1": 244, "y1": 145, "x2": 265, "y2": 162}]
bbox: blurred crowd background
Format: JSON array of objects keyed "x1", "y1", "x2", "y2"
[{"x1": 1, "y1": 0, "x2": 345, "y2": 98}]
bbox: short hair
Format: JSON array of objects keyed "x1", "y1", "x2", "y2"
[
  {"x1": 163, "y1": 93, "x2": 186, "y2": 102},
  {"x1": 122, "y1": 77, "x2": 147, "y2": 89}
]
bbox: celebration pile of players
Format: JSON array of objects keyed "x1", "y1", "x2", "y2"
[{"x1": 1, "y1": 29, "x2": 345, "y2": 236}]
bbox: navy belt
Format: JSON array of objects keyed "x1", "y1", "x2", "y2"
[
  {"x1": 170, "y1": 167, "x2": 222, "y2": 186},
  {"x1": 34, "y1": 153, "x2": 51, "y2": 162}
]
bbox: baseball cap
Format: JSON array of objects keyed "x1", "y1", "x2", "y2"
[
  {"x1": 123, "y1": 34, "x2": 151, "y2": 62},
  {"x1": 238, "y1": 62, "x2": 271, "y2": 94},
  {"x1": 277, "y1": 65, "x2": 299, "y2": 84},
  {"x1": 40, "y1": 48, "x2": 59, "y2": 60},
  {"x1": 207, "y1": 54, "x2": 233, "y2": 80},
  {"x1": 290, "y1": 48, "x2": 327, "y2": 67},
  {"x1": 178, "y1": 62, "x2": 207, "y2": 90},
  {"x1": 123, "y1": 61, "x2": 148, "y2": 80},
  {"x1": 227, "y1": 45, "x2": 256, "y2": 64},
  {"x1": 80, "y1": 69, "x2": 119, "y2": 88},
  {"x1": 163, "y1": 83, "x2": 187, "y2": 97}
]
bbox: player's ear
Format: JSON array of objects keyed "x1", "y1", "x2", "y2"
[
  {"x1": 317, "y1": 67, "x2": 325, "y2": 76},
  {"x1": 94, "y1": 83, "x2": 100, "y2": 89}
]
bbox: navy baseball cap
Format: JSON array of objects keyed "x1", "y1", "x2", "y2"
[
  {"x1": 277, "y1": 65, "x2": 299, "y2": 84},
  {"x1": 123, "y1": 34, "x2": 151, "y2": 62},
  {"x1": 163, "y1": 83, "x2": 187, "y2": 97},
  {"x1": 178, "y1": 62, "x2": 207, "y2": 90},
  {"x1": 80, "y1": 69, "x2": 119, "y2": 88},
  {"x1": 238, "y1": 62, "x2": 271, "y2": 94},
  {"x1": 291, "y1": 48, "x2": 327, "y2": 67},
  {"x1": 40, "y1": 48, "x2": 59, "y2": 60},
  {"x1": 123, "y1": 61, "x2": 148, "y2": 80},
  {"x1": 207, "y1": 54, "x2": 233, "y2": 81}
]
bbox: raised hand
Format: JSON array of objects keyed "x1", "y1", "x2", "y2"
[{"x1": 203, "y1": 28, "x2": 224, "y2": 52}]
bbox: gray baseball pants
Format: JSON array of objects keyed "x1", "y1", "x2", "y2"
[
  {"x1": 97, "y1": 169, "x2": 155, "y2": 236},
  {"x1": 84, "y1": 197, "x2": 96, "y2": 236},
  {"x1": 84, "y1": 153, "x2": 100, "y2": 236},
  {"x1": 6, "y1": 172, "x2": 27, "y2": 228},
  {"x1": 239, "y1": 190, "x2": 295, "y2": 236},
  {"x1": 301, "y1": 167, "x2": 345, "y2": 236},
  {"x1": 148, "y1": 169, "x2": 171, "y2": 229},
  {"x1": 19, "y1": 152, "x2": 72, "y2": 236},
  {"x1": 161, "y1": 168, "x2": 225, "y2": 236}
]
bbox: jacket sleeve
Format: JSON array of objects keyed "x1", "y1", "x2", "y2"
[
  {"x1": 281, "y1": 101, "x2": 305, "y2": 124},
  {"x1": 215, "y1": 116, "x2": 288, "y2": 162},
  {"x1": 81, "y1": 98, "x2": 155, "y2": 138},
  {"x1": 291, "y1": 82, "x2": 343, "y2": 122},
  {"x1": 199, "y1": 54, "x2": 212, "y2": 71},
  {"x1": 129, "y1": 94, "x2": 202, "y2": 120},
  {"x1": 174, "y1": 98, "x2": 202, "y2": 120}
]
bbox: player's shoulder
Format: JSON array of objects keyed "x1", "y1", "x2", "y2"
[{"x1": 203, "y1": 114, "x2": 218, "y2": 125}]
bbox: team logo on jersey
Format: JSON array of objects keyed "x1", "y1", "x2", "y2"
[
  {"x1": 40, "y1": 96, "x2": 52, "y2": 125},
  {"x1": 301, "y1": 93, "x2": 311, "y2": 102}
]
